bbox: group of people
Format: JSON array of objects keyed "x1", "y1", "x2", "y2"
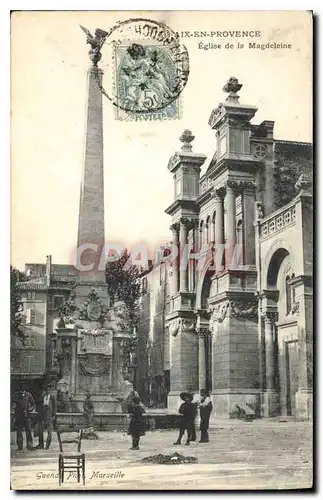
[
  {"x1": 174, "y1": 389, "x2": 213, "y2": 445},
  {"x1": 126, "y1": 389, "x2": 213, "y2": 450},
  {"x1": 12, "y1": 387, "x2": 212, "y2": 452},
  {"x1": 12, "y1": 387, "x2": 56, "y2": 451},
  {"x1": 12, "y1": 388, "x2": 95, "y2": 451}
]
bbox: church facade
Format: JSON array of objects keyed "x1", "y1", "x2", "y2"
[
  {"x1": 11, "y1": 74, "x2": 312, "y2": 419},
  {"x1": 135, "y1": 77, "x2": 313, "y2": 420}
]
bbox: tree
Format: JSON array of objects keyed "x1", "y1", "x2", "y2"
[
  {"x1": 10, "y1": 266, "x2": 27, "y2": 344},
  {"x1": 105, "y1": 249, "x2": 141, "y2": 373}
]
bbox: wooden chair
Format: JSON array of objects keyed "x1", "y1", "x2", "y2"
[{"x1": 57, "y1": 429, "x2": 85, "y2": 486}]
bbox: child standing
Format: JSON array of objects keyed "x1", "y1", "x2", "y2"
[
  {"x1": 128, "y1": 396, "x2": 146, "y2": 450},
  {"x1": 174, "y1": 392, "x2": 197, "y2": 446}
]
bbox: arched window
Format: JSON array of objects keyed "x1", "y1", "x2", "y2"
[
  {"x1": 285, "y1": 274, "x2": 292, "y2": 314},
  {"x1": 206, "y1": 216, "x2": 211, "y2": 244},
  {"x1": 235, "y1": 219, "x2": 244, "y2": 267},
  {"x1": 291, "y1": 273, "x2": 296, "y2": 304},
  {"x1": 212, "y1": 211, "x2": 216, "y2": 243},
  {"x1": 236, "y1": 219, "x2": 243, "y2": 246},
  {"x1": 199, "y1": 220, "x2": 204, "y2": 250}
]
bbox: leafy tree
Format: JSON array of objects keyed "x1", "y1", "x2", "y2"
[
  {"x1": 273, "y1": 142, "x2": 312, "y2": 208},
  {"x1": 10, "y1": 266, "x2": 27, "y2": 344},
  {"x1": 105, "y1": 249, "x2": 141, "y2": 373}
]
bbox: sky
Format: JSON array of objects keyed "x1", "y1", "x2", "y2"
[{"x1": 11, "y1": 10, "x2": 312, "y2": 270}]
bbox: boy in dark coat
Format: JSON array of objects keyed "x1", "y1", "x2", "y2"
[
  {"x1": 174, "y1": 392, "x2": 197, "y2": 446},
  {"x1": 128, "y1": 396, "x2": 146, "y2": 450}
]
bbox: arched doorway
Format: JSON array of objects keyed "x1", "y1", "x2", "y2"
[
  {"x1": 264, "y1": 247, "x2": 299, "y2": 416},
  {"x1": 196, "y1": 267, "x2": 214, "y2": 392}
]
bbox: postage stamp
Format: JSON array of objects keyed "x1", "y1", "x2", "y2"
[
  {"x1": 113, "y1": 41, "x2": 181, "y2": 121},
  {"x1": 97, "y1": 18, "x2": 190, "y2": 121}
]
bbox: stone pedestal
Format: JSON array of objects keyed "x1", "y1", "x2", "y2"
[
  {"x1": 262, "y1": 390, "x2": 280, "y2": 417},
  {"x1": 296, "y1": 390, "x2": 313, "y2": 420},
  {"x1": 209, "y1": 297, "x2": 260, "y2": 418},
  {"x1": 167, "y1": 316, "x2": 198, "y2": 410},
  {"x1": 56, "y1": 290, "x2": 132, "y2": 413},
  {"x1": 72, "y1": 393, "x2": 122, "y2": 413},
  {"x1": 211, "y1": 390, "x2": 261, "y2": 419}
]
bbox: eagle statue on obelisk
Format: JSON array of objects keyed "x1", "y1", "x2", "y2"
[{"x1": 80, "y1": 25, "x2": 109, "y2": 66}]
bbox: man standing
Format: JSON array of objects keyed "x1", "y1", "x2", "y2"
[
  {"x1": 199, "y1": 389, "x2": 213, "y2": 443},
  {"x1": 36, "y1": 387, "x2": 56, "y2": 450},
  {"x1": 83, "y1": 391, "x2": 94, "y2": 427},
  {"x1": 14, "y1": 389, "x2": 35, "y2": 451}
]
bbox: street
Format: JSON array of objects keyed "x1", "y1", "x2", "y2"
[{"x1": 10, "y1": 419, "x2": 313, "y2": 490}]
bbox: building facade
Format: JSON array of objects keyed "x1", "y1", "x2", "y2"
[
  {"x1": 12, "y1": 75, "x2": 313, "y2": 419},
  {"x1": 11, "y1": 258, "x2": 76, "y2": 397},
  {"x1": 136, "y1": 77, "x2": 313, "y2": 419}
]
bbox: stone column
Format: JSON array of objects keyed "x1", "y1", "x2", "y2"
[
  {"x1": 170, "y1": 223, "x2": 180, "y2": 295},
  {"x1": 264, "y1": 314, "x2": 276, "y2": 390},
  {"x1": 179, "y1": 219, "x2": 189, "y2": 292},
  {"x1": 70, "y1": 336, "x2": 77, "y2": 396},
  {"x1": 295, "y1": 276, "x2": 313, "y2": 419},
  {"x1": 188, "y1": 219, "x2": 199, "y2": 291},
  {"x1": 242, "y1": 182, "x2": 256, "y2": 265},
  {"x1": 263, "y1": 312, "x2": 279, "y2": 416},
  {"x1": 225, "y1": 183, "x2": 236, "y2": 251},
  {"x1": 214, "y1": 190, "x2": 224, "y2": 245},
  {"x1": 198, "y1": 329, "x2": 207, "y2": 391},
  {"x1": 214, "y1": 189, "x2": 224, "y2": 272},
  {"x1": 191, "y1": 220, "x2": 199, "y2": 291}
]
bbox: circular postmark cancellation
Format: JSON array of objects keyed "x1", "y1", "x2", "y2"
[{"x1": 96, "y1": 18, "x2": 190, "y2": 117}]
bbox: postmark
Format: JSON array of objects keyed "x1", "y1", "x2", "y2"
[{"x1": 96, "y1": 18, "x2": 190, "y2": 121}]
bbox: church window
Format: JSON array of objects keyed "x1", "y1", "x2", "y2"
[
  {"x1": 26, "y1": 307, "x2": 35, "y2": 325},
  {"x1": 253, "y1": 143, "x2": 268, "y2": 159},
  {"x1": 219, "y1": 135, "x2": 227, "y2": 157},
  {"x1": 236, "y1": 219, "x2": 243, "y2": 247},
  {"x1": 175, "y1": 176, "x2": 181, "y2": 198},
  {"x1": 53, "y1": 295, "x2": 64, "y2": 310},
  {"x1": 199, "y1": 220, "x2": 204, "y2": 249},
  {"x1": 230, "y1": 129, "x2": 242, "y2": 153},
  {"x1": 206, "y1": 216, "x2": 211, "y2": 243},
  {"x1": 27, "y1": 330, "x2": 36, "y2": 347},
  {"x1": 285, "y1": 274, "x2": 295, "y2": 315},
  {"x1": 212, "y1": 211, "x2": 216, "y2": 242},
  {"x1": 291, "y1": 273, "x2": 296, "y2": 305}
]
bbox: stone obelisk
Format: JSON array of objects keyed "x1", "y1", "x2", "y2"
[
  {"x1": 77, "y1": 66, "x2": 105, "y2": 282},
  {"x1": 76, "y1": 27, "x2": 108, "y2": 284},
  {"x1": 57, "y1": 27, "x2": 128, "y2": 414}
]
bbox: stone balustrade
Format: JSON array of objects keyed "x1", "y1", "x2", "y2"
[
  {"x1": 259, "y1": 201, "x2": 296, "y2": 239},
  {"x1": 200, "y1": 176, "x2": 214, "y2": 194}
]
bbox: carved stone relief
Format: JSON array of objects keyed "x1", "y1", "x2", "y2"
[
  {"x1": 168, "y1": 318, "x2": 196, "y2": 337},
  {"x1": 210, "y1": 298, "x2": 258, "y2": 326}
]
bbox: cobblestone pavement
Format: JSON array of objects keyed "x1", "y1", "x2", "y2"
[{"x1": 10, "y1": 420, "x2": 313, "y2": 491}]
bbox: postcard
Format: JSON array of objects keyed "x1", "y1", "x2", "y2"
[{"x1": 10, "y1": 10, "x2": 313, "y2": 490}]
